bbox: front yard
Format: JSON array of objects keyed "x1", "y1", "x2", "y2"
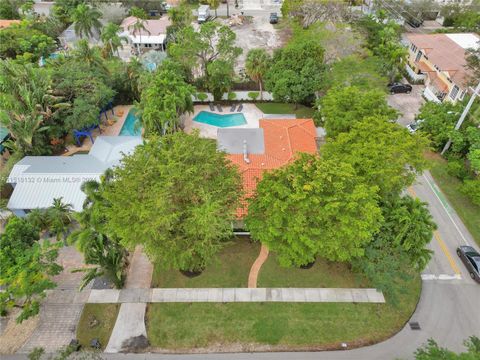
[
  {"x1": 147, "y1": 237, "x2": 421, "y2": 351},
  {"x1": 76, "y1": 304, "x2": 120, "y2": 350},
  {"x1": 147, "y1": 275, "x2": 420, "y2": 351}
]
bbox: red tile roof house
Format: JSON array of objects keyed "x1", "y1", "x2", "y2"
[
  {"x1": 217, "y1": 119, "x2": 318, "y2": 226},
  {"x1": 405, "y1": 33, "x2": 480, "y2": 103}
]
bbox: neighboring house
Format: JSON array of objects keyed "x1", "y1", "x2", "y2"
[
  {"x1": 217, "y1": 119, "x2": 318, "y2": 221},
  {"x1": 0, "y1": 20, "x2": 20, "y2": 29},
  {"x1": 6, "y1": 136, "x2": 142, "y2": 217},
  {"x1": 32, "y1": 1, "x2": 55, "y2": 17},
  {"x1": 59, "y1": 22, "x2": 103, "y2": 48},
  {"x1": 405, "y1": 33, "x2": 479, "y2": 103},
  {"x1": 120, "y1": 16, "x2": 171, "y2": 52}
]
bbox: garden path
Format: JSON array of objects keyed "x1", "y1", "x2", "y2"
[{"x1": 248, "y1": 244, "x2": 269, "y2": 288}]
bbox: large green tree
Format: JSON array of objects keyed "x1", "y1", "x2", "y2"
[
  {"x1": 71, "y1": 3, "x2": 103, "y2": 39},
  {"x1": 100, "y1": 22, "x2": 127, "y2": 58},
  {"x1": 245, "y1": 49, "x2": 271, "y2": 101},
  {"x1": 246, "y1": 154, "x2": 382, "y2": 266},
  {"x1": 315, "y1": 86, "x2": 397, "y2": 136},
  {"x1": 138, "y1": 60, "x2": 195, "y2": 135},
  {"x1": 0, "y1": 217, "x2": 62, "y2": 323},
  {"x1": 168, "y1": 22, "x2": 242, "y2": 80},
  {"x1": 322, "y1": 116, "x2": 429, "y2": 197},
  {"x1": 265, "y1": 40, "x2": 324, "y2": 106},
  {"x1": 102, "y1": 132, "x2": 242, "y2": 272}
]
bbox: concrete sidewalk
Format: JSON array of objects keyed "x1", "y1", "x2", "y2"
[{"x1": 88, "y1": 288, "x2": 385, "y2": 304}]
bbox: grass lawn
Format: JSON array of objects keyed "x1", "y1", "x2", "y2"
[
  {"x1": 146, "y1": 275, "x2": 420, "y2": 350},
  {"x1": 258, "y1": 254, "x2": 369, "y2": 288},
  {"x1": 255, "y1": 103, "x2": 315, "y2": 119},
  {"x1": 76, "y1": 304, "x2": 120, "y2": 350},
  {"x1": 428, "y1": 155, "x2": 480, "y2": 246},
  {"x1": 151, "y1": 237, "x2": 260, "y2": 288}
]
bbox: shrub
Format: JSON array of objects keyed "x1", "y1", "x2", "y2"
[
  {"x1": 227, "y1": 92, "x2": 237, "y2": 101},
  {"x1": 196, "y1": 92, "x2": 208, "y2": 102},
  {"x1": 446, "y1": 159, "x2": 469, "y2": 180},
  {"x1": 461, "y1": 179, "x2": 480, "y2": 206},
  {"x1": 248, "y1": 91, "x2": 259, "y2": 101}
]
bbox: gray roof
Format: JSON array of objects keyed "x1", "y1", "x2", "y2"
[
  {"x1": 7, "y1": 136, "x2": 142, "y2": 212},
  {"x1": 217, "y1": 128, "x2": 265, "y2": 155},
  {"x1": 262, "y1": 114, "x2": 296, "y2": 119}
]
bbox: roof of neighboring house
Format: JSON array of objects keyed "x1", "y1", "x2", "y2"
[
  {"x1": 120, "y1": 16, "x2": 171, "y2": 37},
  {"x1": 406, "y1": 33, "x2": 480, "y2": 88},
  {"x1": 59, "y1": 23, "x2": 102, "y2": 44},
  {"x1": 0, "y1": 20, "x2": 20, "y2": 29},
  {"x1": 218, "y1": 119, "x2": 318, "y2": 217},
  {"x1": 7, "y1": 136, "x2": 141, "y2": 212}
]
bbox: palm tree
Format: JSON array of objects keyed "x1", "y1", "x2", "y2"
[
  {"x1": 245, "y1": 49, "x2": 271, "y2": 101},
  {"x1": 71, "y1": 3, "x2": 103, "y2": 39},
  {"x1": 72, "y1": 39, "x2": 108, "y2": 73},
  {"x1": 26, "y1": 208, "x2": 49, "y2": 233},
  {"x1": 0, "y1": 61, "x2": 70, "y2": 154},
  {"x1": 128, "y1": 18, "x2": 150, "y2": 56},
  {"x1": 100, "y1": 22, "x2": 127, "y2": 58},
  {"x1": 47, "y1": 197, "x2": 73, "y2": 243},
  {"x1": 69, "y1": 175, "x2": 127, "y2": 289}
]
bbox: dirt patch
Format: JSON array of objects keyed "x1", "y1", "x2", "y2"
[
  {"x1": 218, "y1": 16, "x2": 282, "y2": 71},
  {"x1": 0, "y1": 309, "x2": 39, "y2": 354}
]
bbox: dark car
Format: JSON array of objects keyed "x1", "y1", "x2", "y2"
[
  {"x1": 457, "y1": 245, "x2": 480, "y2": 283},
  {"x1": 270, "y1": 12, "x2": 279, "y2": 24},
  {"x1": 388, "y1": 83, "x2": 413, "y2": 94}
]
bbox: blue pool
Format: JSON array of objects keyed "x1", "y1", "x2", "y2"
[
  {"x1": 120, "y1": 109, "x2": 142, "y2": 136},
  {"x1": 193, "y1": 111, "x2": 247, "y2": 127}
]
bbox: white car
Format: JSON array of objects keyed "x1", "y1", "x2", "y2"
[{"x1": 407, "y1": 119, "x2": 424, "y2": 134}]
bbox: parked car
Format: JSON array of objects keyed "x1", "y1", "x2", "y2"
[
  {"x1": 388, "y1": 83, "x2": 413, "y2": 94},
  {"x1": 457, "y1": 246, "x2": 480, "y2": 283},
  {"x1": 270, "y1": 12, "x2": 279, "y2": 24},
  {"x1": 198, "y1": 4, "x2": 210, "y2": 23},
  {"x1": 406, "y1": 122, "x2": 418, "y2": 133}
]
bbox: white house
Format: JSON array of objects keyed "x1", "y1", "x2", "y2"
[
  {"x1": 120, "y1": 16, "x2": 171, "y2": 52},
  {"x1": 6, "y1": 136, "x2": 142, "y2": 217}
]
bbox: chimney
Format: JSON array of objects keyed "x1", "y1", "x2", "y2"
[{"x1": 243, "y1": 139, "x2": 251, "y2": 164}]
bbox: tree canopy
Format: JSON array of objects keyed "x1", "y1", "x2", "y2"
[
  {"x1": 245, "y1": 49, "x2": 271, "y2": 100},
  {"x1": 316, "y1": 86, "x2": 397, "y2": 136},
  {"x1": 0, "y1": 217, "x2": 62, "y2": 323},
  {"x1": 414, "y1": 336, "x2": 480, "y2": 360},
  {"x1": 265, "y1": 40, "x2": 324, "y2": 106},
  {"x1": 138, "y1": 60, "x2": 195, "y2": 135},
  {"x1": 322, "y1": 116, "x2": 429, "y2": 198},
  {"x1": 246, "y1": 154, "x2": 382, "y2": 266},
  {"x1": 102, "y1": 132, "x2": 242, "y2": 272}
]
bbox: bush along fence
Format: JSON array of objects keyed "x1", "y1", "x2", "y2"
[{"x1": 192, "y1": 91, "x2": 274, "y2": 102}]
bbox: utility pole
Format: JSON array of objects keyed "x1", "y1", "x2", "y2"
[{"x1": 441, "y1": 81, "x2": 480, "y2": 155}]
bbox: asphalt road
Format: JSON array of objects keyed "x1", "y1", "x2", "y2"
[{"x1": 2, "y1": 173, "x2": 479, "y2": 360}]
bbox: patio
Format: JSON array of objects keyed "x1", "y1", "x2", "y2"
[{"x1": 183, "y1": 104, "x2": 264, "y2": 139}]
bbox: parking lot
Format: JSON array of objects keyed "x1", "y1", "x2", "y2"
[{"x1": 387, "y1": 84, "x2": 425, "y2": 127}]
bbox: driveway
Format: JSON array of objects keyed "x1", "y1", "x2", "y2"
[{"x1": 388, "y1": 85, "x2": 425, "y2": 127}]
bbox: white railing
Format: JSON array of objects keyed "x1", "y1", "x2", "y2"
[
  {"x1": 192, "y1": 91, "x2": 274, "y2": 102},
  {"x1": 406, "y1": 64, "x2": 426, "y2": 82}
]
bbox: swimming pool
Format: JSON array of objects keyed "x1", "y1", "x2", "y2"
[
  {"x1": 119, "y1": 109, "x2": 142, "y2": 136},
  {"x1": 193, "y1": 111, "x2": 247, "y2": 127}
]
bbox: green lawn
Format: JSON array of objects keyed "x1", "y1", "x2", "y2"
[
  {"x1": 258, "y1": 254, "x2": 369, "y2": 288},
  {"x1": 151, "y1": 237, "x2": 260, "y2": 288},
  {"x1": 146, "y1": 275, "x2": 421, "y2": 350},
  {"x1": 428, "y1": 155, "x2": 480, "y2": 246},
  {"x1": 76, "y1": 304, "x2": 120, "y2": 350},
  {"x1": 255, "y1": 103, "x2": 315, "y2": 119}
]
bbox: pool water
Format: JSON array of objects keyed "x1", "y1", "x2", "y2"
[
  {"x1": 193, "y1": 111, "x2": 247, "y2": 127},
  {"x1": 120, "y1": 109, "x2": 142, "y2": 136}
]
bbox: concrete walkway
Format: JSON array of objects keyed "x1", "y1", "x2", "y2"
[
  {"x1": 88, "y1": 288, "x2": 385, "y2": 304},
  {"x1": 248, "y1": 245, "x2": 269, "y2": 288},
  {"x1": 105, "y1": 247, "x2": 153, "y2": 353}
]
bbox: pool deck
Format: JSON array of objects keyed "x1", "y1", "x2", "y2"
[
  {"x1": 184, "y1": 104, "x2": 264, "y2": 139},
  {"x1": 63, "y1": 105, "x2": 132, "y2": 156}
]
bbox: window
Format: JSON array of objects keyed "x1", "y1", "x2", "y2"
[
  {"x1": 450, "y1": 85, "x2": 459, "y2": 100},
  {"x1": 415, "y1": 50, "x2": 422, "y2": 62}
]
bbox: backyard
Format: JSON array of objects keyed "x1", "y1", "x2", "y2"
[{"x1": 255, "y1": 103, "x2": 315, "y2": 118}]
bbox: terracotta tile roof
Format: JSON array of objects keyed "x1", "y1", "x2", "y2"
[
  {"x1": 0, "y1": 20, "x2": 20, "y2": 29},
  {"x1": 429, "y1": 72, "x2": 449, "y2": 93},
  {"x1": 406, "y1": 33, "x2": 479, "y2": 88},
  {"x1": 226, "y1": 119, "x2": 318, "y2": 217}
]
